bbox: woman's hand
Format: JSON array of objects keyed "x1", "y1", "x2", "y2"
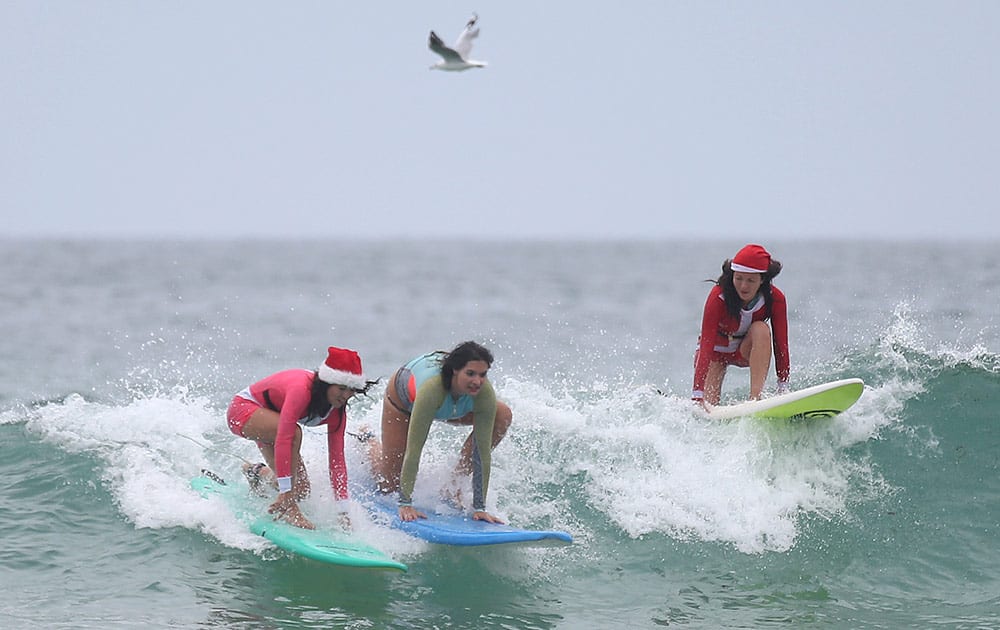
[
  {"x1": 472, "y1": 510, "x2": 505, "y2": 524},
  {"x1": 268, "y1": 491, "x2": 315, "y2": 530},
  {"x1": 336, "y1": 512, "x2": 352, "y2": 531},
  {"x1": 398, "y1": 505, "x2": 427, "y2": 522}
]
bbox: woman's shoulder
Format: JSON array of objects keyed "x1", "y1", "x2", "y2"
[
  {"x1": 415, "y1": 372, "x2": 446, "y2": 396},
  {"x1": 476, "y1": 379, "x2": 497, "y2": 401},
  {"x1": 703, "y1": 283, "x2": 725, "y2": 305},
  {"x1": 406, "y1": 351, "x2": 445, "y2": 370}
]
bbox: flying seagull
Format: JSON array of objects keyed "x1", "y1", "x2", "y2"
[{"x1": 428, "y1": 14, "x2": 487, "y2": 71}]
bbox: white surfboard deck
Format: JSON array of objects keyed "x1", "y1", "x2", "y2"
[{"x1": 706, "y1": 378, "x2": 864, "y2": 421}]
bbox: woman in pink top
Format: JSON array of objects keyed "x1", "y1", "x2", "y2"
[{"x1": 226, "y1": 346, "x2": 372, "y2": 529}]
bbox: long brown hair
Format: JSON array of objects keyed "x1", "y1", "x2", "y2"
[{"x1": 307, "y1": 371, "x2": 379, "y2": 418}]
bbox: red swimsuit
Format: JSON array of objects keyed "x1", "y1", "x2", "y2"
[{"x1": 692, "y1": 285, "x2": 789, "y2": 399}]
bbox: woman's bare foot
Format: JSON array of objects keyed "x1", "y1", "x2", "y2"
[
  {"x1": 242, "y1": 462, "x2": 271, "y2": 497},
  {"x1": 440, "y1": 476, "x2": 466, "y2": 510},
  {"x1": 347, "y1": 425, "x2": 376, "y2": 443}
]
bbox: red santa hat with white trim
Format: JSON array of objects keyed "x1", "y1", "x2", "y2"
[
  {"x1": 317, "y1": 346, "x2": 366, "y2": 390},
  {"x1": 731, "y1": 244, "x2": 772, "y2": 274}
]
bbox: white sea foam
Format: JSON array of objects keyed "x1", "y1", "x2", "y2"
[{"x1": 498, "y1": 375, "x2": 903, "y2": 554}]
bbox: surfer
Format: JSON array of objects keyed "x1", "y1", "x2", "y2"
[
  {"x1": 364, "y1": 341, "x2": 512, "y2": 524},
  {"x1": 692, "y1": 243, "x2": 789, "y2": 407},
  {"x1": 226, "y1": 346, "x2": 375, "y2": 529}
]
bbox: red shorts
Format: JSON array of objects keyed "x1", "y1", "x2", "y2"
[
  {"x1": 227, "y1": 396, "x2": 261, "y2": 437},
  {"x1": 695, "y1": 347, "x2": 750, "y2": 369}
]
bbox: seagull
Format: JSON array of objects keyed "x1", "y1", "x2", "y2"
[{"x1": 428, "y1": 14, "x2": 487, "y2": 71}]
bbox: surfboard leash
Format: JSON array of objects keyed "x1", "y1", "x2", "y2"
[{"x1": 176, "y1": 432, "x2": 253, "y2": 465}]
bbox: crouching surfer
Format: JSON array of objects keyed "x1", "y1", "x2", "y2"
[
  {"x1": 692, "y1": 244, "x2": 790, "y2": 408},
  {"x1": 364, "y1": 341, "x2": 512, "y2": 524},
  {"x1": 226, "y1": 346, "x2": 375, "y2": 529}
]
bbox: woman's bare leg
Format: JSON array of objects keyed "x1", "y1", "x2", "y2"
[
  {"x1": 704, "y1": 362, "x2": 727, "y2": 406},
  {"x1": 741, "y1": 321, "x2": 773, "y2": 401},
  {"x1": 371, "y1": 374, "x2": 411, "y2": 494},
  {"x1": 240, "y1": 408, "x2": 314, "y2": 528}
]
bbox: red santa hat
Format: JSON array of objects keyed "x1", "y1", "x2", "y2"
[
  {"x1": 731, "y1": 244, "x2": 772, "y2": 274},
  {"x1": 317, "y1": 346, "x2": 366, "y2": 389}
]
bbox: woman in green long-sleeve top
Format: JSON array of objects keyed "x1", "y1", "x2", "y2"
[{"x1": 366, "y1": 341, "x2": 512, "y2": 523}]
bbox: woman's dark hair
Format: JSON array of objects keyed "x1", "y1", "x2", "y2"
[
  {"x1": 714, "y1": 257, "x2": 783, "y2": 318},
  {"x1": 441, "y1": 341, "x2": 494, "y2": 389},
  {"x1": 308, "y1": 372, "x2": 380, "y2": 418}
]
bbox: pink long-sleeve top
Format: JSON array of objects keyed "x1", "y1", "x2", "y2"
[{"x1": 239, "y1": 369, "x2": 348, "y2": 500}]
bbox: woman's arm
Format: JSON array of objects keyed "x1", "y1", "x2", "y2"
[
  {"x1": 469, "y1": 380, "x2": 497, "y2": 512},
  {"x1": 693, "y1": 289, "x2": 725, "y2": 399},
  {"x1": 770, "y1": 287, "x2": 790, "y2": 384},
  {"x1": 397, "y1": 377, "x2": 447, "y2": 506},
  {"x1": 326, "y1": 408, "x2": 349, "y2": 502}
]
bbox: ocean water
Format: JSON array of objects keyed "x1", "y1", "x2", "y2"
[{"x1": 2, "y1": 239, "x2": 998, "y2": 629}]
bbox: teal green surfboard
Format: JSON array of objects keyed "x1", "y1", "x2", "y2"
[
  {"x1": 191, "y1": 472, "x2": 406, "y2": 572},
  {"x1": 707, "y1": 378, "x2": 865, "y2": 421}
]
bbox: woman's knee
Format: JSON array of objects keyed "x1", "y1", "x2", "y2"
[
  {"x1": 748, "y1": 320, "x2": 772, "y2": 342},
  {"x1": 495, "y1": 401, "x2": 513, "y2": 434}
]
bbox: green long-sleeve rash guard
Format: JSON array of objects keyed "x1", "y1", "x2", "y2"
[{"x1": 398, "y1": 375, "x2": 497, "y2": 511}]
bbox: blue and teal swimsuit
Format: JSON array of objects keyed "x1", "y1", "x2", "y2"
[{"x1": 395, "y1": 352, "x2": 497, "y2": 511}]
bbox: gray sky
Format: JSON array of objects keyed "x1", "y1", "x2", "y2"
[{"x1": 3, "y1": 2, "x2": 998, "y2": 241}]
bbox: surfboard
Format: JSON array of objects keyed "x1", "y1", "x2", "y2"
[
  {"x1": 191, "y1": 472, "x2": 407, "y2": 571},
  {"x1": 707, "y1": 378, "x2": 864, "y2": 421},
  {"x1": 365, "y1": 497, "x2": 573, "y2": 546}
]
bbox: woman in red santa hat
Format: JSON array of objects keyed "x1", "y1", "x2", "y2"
[
  {"x1": 692, "y1": 244, "x2": 789, "y2": 408},
  {"x1": 225, "y1": 346, "x2": 375, "y2": 529}
]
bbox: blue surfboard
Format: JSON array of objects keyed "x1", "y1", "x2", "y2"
[{"x1": 366, "y1": 498, "x2": 573, "y2": 546}]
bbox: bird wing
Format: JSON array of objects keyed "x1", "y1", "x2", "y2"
[
  {"x1": 428, "y1": 30, "x2": 463, "y2": 62},
  {"x1": 452, "y1": 14, "x2": 479, "y2": 60}
]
